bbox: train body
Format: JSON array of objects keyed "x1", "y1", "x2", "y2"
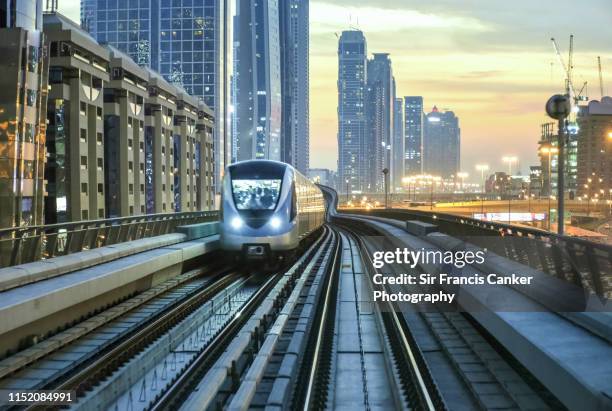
[{"x1": 220, "y1": 160, "x2": 325, "y2": 259}]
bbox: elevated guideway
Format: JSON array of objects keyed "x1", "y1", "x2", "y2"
[
  {"x1": 319, "y1": 185, "x2": 612, "y2": 411},
  {"x1": 0, "y1": 217, "x2": 220, "y2": 358}
]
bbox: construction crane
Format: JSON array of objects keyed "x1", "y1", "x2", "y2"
[
  {"x1": 551, "y1": 36, "x2": 588, "y2": 114},
  {"x1": 598, "y1": 56, "x2": 605, "y2": 99}
]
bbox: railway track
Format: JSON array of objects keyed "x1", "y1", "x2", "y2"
[
  {"x1": 0, "y1": 262, "x2": 240, "y2": 409},
  {"x1": 334, "y1": 216, "x2": 562, "y2": 411},
  {"x1": 0, "y1": 213, "x2": 568, "y2": 410}
]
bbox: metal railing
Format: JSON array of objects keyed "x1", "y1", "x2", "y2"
[
  {"x1": 0, "y1": 211, "x2": 219, "y2": 268},
  {"x1": 343, "y1": 208, "x2": 612, "y2": 300}
]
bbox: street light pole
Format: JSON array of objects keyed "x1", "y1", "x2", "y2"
[
  {"x1": 507, "y1": 177, "x2": 512, "y2": 224},
  {"x1": 546, "y1": 94, "x2": 571, "y2": 236},
  {"x1": 382, "y1": 168, "x2": 389, "y2": 209},
  {"x1": 475, "y1": 164, "x2": 489, "y2": 217},
  {"x1": 345, "y1": 179, "x2": 349, "y2": 204}
]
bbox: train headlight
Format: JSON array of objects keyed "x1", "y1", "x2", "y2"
[
  {"x1": 231, "y1": 217, "x2": 243, "y2": 230},
  {"x1": 270, "y1": 216, "x2": 281, "y2": 229}
]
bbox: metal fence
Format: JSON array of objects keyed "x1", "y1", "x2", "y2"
[
  {"x1": 344, "y1": 208, "x2": 612, "y2": 299},
  {"x1": 0, "y1": 211, "x2": 219, "y2": 268}
]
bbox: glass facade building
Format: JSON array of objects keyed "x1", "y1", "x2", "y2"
[
  {"x1": 366, "y1": 53, "x2": 394, "y2": 193},
  {"x1": 0, "y1": 0, "x2": 47, "y2": 229},
  {"x1": 280, "y1": 0, "x2": 309, "y2": 175},
  {"x1": 404, "y1": 96, "x2": 424, "y2": 175},
  {"x1": 234, "y1": 0, "x2": 281, "y2": 162},
  {"x1": 423, "y1": 106, "x2": 460, "y2": 178},
  {"x1": 337, "y1": 30, "x2": 367, "y2": 194},
  {"x1": 392, "y1": 97, "x2": 404, "y2": 191},
  {"x1": 82, "y1": 0, "x2": 228, "y2": 199}
]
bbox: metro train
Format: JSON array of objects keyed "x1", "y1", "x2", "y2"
[{"x1": 220, "y1": 160, "x2": 326, "y2": 260}]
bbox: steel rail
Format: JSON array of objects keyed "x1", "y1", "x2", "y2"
[
  {"x1": 340, "y1": 222, "x2": 441, "y2": 411},
  {"x1": 299, "y1": 228, "x2": 342, "y2": 410},
  {"x1": 40, "y1": 271, "x2": 240, "y2": 400}
]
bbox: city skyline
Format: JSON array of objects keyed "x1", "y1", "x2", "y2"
[{"x1": 58, "y1": 0, "x2": 612, "y2": 180}]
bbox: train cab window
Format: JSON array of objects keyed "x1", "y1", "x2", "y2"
[
  {"x1": 232, "y1": 179, "x2": 281, "y2": 210},
  {"x1": 229, "y1": 162, "x2": 285, "y2": 211}
]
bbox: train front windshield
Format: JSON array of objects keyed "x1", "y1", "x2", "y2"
[{"x1": 232, "y1": 179, "x2": 281, "y2": 210}]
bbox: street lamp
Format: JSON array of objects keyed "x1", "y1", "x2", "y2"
[
  {"x1": 382, "y1": 168, "x2": 389, "y2": 209},
  {"x1": 430, "y1": 176, "x2": 441, "y2": 210},
  {"x1": 457, "y1": 172, "x2": 469, "y2": 192},
  {"x1": 546, "y1": 94, "x2": 571, "y2": 235},
  {"x1": 502, "y1": 156, "x2": 518, "y2": 176},
  {"x1": 475, "y1": 164, "x2": 489, "y2": 215},
  {"x1": 345, "y1": 179, "x2": 349, "y2": 204}
]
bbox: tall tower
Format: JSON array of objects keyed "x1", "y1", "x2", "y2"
[
  {"x1": 81, "y1": 0, "x2": 229, "y2": 200},
  {"x1": 404, "y1": 96, "x2": 424, "y2": 175},
  {"x1": 280, "y1": 0, "x2": 309, "y2": 174},
  {"x1": 0, "y1": 0, "x2": 48, "y2": 229},
  {"x1": 338, "y1": 30, "x2": 367, "y2": 193},
  {"x1": 234, "y1": 0, "x2": 281, "y2": 162},
  {"x1": 366, "y1": 53, "x2": 394, "y2": 192},
  {"x1": 393, "y1": 97, "x2": 404, "y2": 191},
  {"x1": 423, "y1": 106, "x2": 460, "y2": 178}
]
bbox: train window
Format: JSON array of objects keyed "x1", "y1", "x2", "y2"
[
  {"x1": 232, "y1": 179, "x2": 281, "y2": 210},
  {"x1": 290, "y1": 182, "x2": 297, "y2": 221}
]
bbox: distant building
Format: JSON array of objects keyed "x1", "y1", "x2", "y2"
[
  {"x1": 538, "y1": 122, "x2": 558, "y2": 197},
  {"x1": 81, "y1": 0, "x2": 229, "y2": 200},
  {"x1": 577, "y1": 98, "x2": 612, "y2": 197},
  {"x1": 337, "y1": 30, "x2": 368, "y2": 193},
  {"x1": 0, "y1": 0, "x2": 48, "y2": 228},
  {"x1": 308, "y1": 168, "x2": 335, "y2": 188},
  {"x1": 392, "y1": 98, "x2": 404, "y2": 191},
  {"x1": 234, "y1": 0, "x2": 281, "y2": 162},
  {"x1": 280, "y1": 0, "x2": 309, "y2": 174},
  {"x1": 485, "y1": 171, "x2": 527, "y2": 198},
  {"x1": 404, "y1": 96, "x2": 423, "y2": 176},
  {"x1": 529, "y1": 166, "x2": 543, "y2": 198},
  {"x1": 366, "y1": 53, "x2": 394, "y2": 192},
  {"x1": 423, "y1": 106, "x2": 460, "y2": 178}
]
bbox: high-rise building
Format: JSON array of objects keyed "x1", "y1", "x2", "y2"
[
  {"x1": 404, "y1": 96, "x2": 423, "y2": 176},
  {"x1": 280, "y1": 0, "x2": 309, "y2": 174},
  {"x1": 423, "y1": 106, "x2": 460, "y2": 178},
  {"x1": 43, "y1": 12, "x2": 215, "y2": 224},
  {"x1": 392, "y1": 97, "x2": 404, "y2": 191},
  {"x1": 366, "y1": 53, "x2": 394, "y2": 192},
  {"x1": 0, "y1": 0, "x2": 47, "y2": 229},
  {"x1": 44, "y1": 13, "x2": 110, "y2": 222},
  {"x1": 234, "y1": 0, "x2": 281, "y2": 162},
  {"x1": 576, "y1": 97, "x2": 612, "y2": 197},
  {"x1": 81, "y1": 0, "x2": 228, "y2": 200},
  {"x1": 103, "y1": 45, "x2": 148, "y2": 218},
  {"x1": 337, "y1": 30, "x2": 367, "y2": 194},
  {"x1": 538, "y1": 122, "x2": 558, "y2": 197}
]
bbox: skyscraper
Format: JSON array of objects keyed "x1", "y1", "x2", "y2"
[
  {"x1": 392, "y1": 98, "x2": 404, "y2": 191},
  {"x1": 337, "y1": 30, "x2": 367, "y2": 194},
  {"x1": 234, "y1": 0, "x2": 281, "y2": 162},
  {"x1": 81, "y1": 0, "x2": 228, "y2": 199},
  {"x1": 423, "y1": 106, "x2": 460, "y2": 178},
  {"x1": 366, "y1": 53, "x2": 394, "y2": 192},
  {"x1": 576, "y1": 97, "x2": 612, "y2": 196},
  {"x1": 280, "y1": 0, "x2": 309, "y2": 174},
  {"x1": 404, "y1": 96, "x2": 423, "y2": 176},
  {"x1": 0, "y1": 0, "x2": 48, "y2": 229}
]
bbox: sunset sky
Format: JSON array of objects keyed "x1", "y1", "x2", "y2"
[{"x1": 59, "y1": 0, "x2": 612, "y2": 181}]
